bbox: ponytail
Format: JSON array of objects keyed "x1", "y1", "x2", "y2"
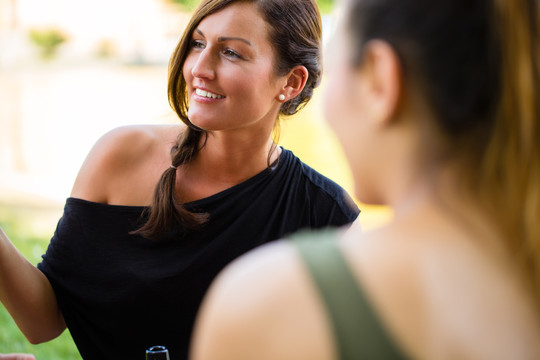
[
  {"x1": 132, "y1": 127, "x2": 210, "y2": 240},
  {"x1": 132, "y1": 31, "x2": 211, "y2": 240},
  {"x1": 131, "y1": 3, "x2": 213, "y2": 241},
  {"x1": 481, "y1": 0, "x2": 540, "y2": 299}
]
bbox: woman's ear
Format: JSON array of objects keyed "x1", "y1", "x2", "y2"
[
  {"x1": 357, "y1": 40, "x2": 403, "y2": 126},
  {"x1": 278, "y1": 66, "x2": 309, "y2": 102}
]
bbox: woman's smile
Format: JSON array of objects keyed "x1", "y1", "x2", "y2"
[
  {"x1": 182, "y1": 2, "x2": 283, "y2": 132},
  {"x1": 195, "y1": 88, "x2": 226, "y2": 99},
  {"x1": 193, "y1": 87, "x2": 227, "y2": 104}
]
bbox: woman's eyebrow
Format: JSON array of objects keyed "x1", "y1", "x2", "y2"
[
  {"x1": 194, "y1": 28, "x2": 252, "y2": 46},
  {"x1": 217, "y1": 36, "x2": 252, "y2": 46}
]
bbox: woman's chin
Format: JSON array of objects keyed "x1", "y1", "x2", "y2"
[{"x1": 187, "y1": 115, "x2": 214, "y2": 131}]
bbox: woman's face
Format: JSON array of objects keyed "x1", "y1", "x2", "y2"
[
  {"x1": 183, "y1": 2, "x2": 284, "y2": 134},
  {"x1": 323, "y1": 5, "x2": 382, "y2": 203}
]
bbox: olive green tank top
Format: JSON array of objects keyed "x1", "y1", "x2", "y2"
[{"x1": 292, "y1": 230, "x2": 408, "y2": 359}]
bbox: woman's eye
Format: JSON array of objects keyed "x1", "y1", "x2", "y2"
[
  {"x1": 191, "y1": 40, "x2": 205, "y2": 49},
  {"x1": 223, "y1": 49, "x2": 242, "y2": 59}
]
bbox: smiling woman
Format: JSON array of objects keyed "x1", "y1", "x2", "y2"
[
  {"x1": 0, "y1": 0, "x2": 358, "y2": 359},
  {"x1": 183, "y1": 6, "x2": 286, "y2": 133}
]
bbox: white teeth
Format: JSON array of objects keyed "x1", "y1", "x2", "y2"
[{"x1": 195, "y1": 88, "x2": 224, "y2": 99}]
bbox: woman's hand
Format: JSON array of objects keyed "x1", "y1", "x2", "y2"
[{"x1": 0, "y1": 354, "x2": 36, "y2": 360}]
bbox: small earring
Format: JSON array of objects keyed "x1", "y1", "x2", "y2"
[{"x1": 278, "y1": 94, "x2": 285, "y2": 101}]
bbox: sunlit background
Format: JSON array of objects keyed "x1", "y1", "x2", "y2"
[{"x1": 0, "y1": 0, "x2": 390, "y2": 356}]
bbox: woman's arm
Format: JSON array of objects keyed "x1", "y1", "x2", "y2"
[{"x1": 0, "y1": 227, "x2": 65, "y2": 344}]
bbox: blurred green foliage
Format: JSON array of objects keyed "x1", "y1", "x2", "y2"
[
  {"x1": 167, "y1": 0, "x2": 334, "y2": 13},
  {"x1": 316, "y1": 0, "x2": 335, "y2": 14},
  {"x1": 167, "y1": 0, "x2": 199, "y2": 12},
  {"x1": 28, "y1": 28, "x2": 67, "y2": 59}
]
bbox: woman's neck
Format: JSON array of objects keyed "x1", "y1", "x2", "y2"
[
  {"x1": 389, "y1": 162, "x2": 504, "y2": 254},
  {"x1": 174, "y1": 129, "x2": 280, "y2": 203},
  {"x1": 196, "y1": 132, "x2": 280, "y2": 183}
]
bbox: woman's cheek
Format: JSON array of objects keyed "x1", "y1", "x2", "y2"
[{"x1": 324, "y1": 69, "x2": 350, "y2": 138}]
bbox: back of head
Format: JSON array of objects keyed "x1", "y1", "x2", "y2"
[{"x1": 345, "y1": 0, "x2": 540, "y2": 299}]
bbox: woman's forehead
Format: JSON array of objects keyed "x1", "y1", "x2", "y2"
[{"x1": 195, "y1": 3, "x2": 269, "y2": 42}]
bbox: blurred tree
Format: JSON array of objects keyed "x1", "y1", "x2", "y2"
[
  {"x1": 28, "y1": 28, "x2": 67, "y2": 59},
  {"x1": 316, "y1": 0, "x2": 334, "y2": 14},
  {"x1": 165, "y1": 0, "x2": 334, "y2": 13},
  {"x1": 166, "y1": 0, "x2": 198, "y2": 12}
]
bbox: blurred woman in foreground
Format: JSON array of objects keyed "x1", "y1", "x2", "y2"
[{"x1": 191, "y1": 0, "x2": 540, "y2": 358}]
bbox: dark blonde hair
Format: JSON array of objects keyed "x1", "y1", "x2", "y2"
[
  {"x1": 483, "y1": 0, "x2": 540, "y2": 298},
  {"x1": 133, "y1": 0, "x2": 322, "y2": 240},
  {"x1": 347, "y1": 0, "x2": 540, "y2": 299}
]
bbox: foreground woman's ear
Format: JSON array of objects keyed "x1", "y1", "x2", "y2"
[{"x1": 356, "y1": 40, "x2": 403, "y2": 126}]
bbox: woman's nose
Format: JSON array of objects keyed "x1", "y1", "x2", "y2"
[{"x1": 191, "y1": 50, "x2": 216, "y2": 80}]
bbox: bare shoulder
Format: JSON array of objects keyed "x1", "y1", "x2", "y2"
[
  {"x1": 71, "y1": 124, "x2": 181, "y2": 204},
  {"x1": 191, "y1": 240, "x2": 336, "y2": 360},
  {"x1": 342, "y1": 222, "x2": 540, "y2": 360}
]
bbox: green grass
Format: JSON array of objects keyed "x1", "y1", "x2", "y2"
[
  {"x1": 0, "y1": 309, "x2": 81, "y2": 359},
  {"x1": 0, "y1": 209, "x2": 82, "y2": 359}
]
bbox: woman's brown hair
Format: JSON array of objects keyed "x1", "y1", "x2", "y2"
[
  {"x1": 133, "y1": 0, "x2": 322, "y2": 240},
  {"x1": 347, "y1": 0, "x2": 540, "y2": 300},
  {"x1": 482, "y1": 0, "x2": 540, "y2": 298}
]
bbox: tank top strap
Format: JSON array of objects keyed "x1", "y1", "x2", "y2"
[{"x1": 291, "y1": 230, "x2": 407, "y2": 360}]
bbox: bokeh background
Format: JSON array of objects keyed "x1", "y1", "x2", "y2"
[{"x1": 0, "y1": 0, "x2": 390, "y2": 356}]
